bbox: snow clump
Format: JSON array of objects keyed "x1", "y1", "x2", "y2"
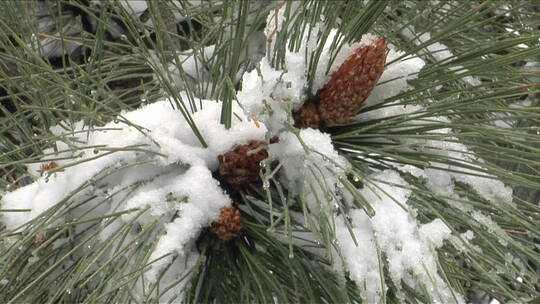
[{"x1": 0, "y1": 95, "x2": 265, "y2": 300}]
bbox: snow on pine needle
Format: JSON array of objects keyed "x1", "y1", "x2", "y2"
[
  {"x1": 237, "y1": 11, "x2": 465, "y2": 302},
  {"x1": 0, "y1": 2, "x2": 528, "y2": 303},
  {"x1": 1, "y1": 97, "x2": 266, "y2": 299},
  {"x1": 236, "y1": 5, "x2": 516, "y2": 303}
]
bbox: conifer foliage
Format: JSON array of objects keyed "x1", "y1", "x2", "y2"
[{"x1": 0, "y1": 1, "x2": 539, "y2": 303}]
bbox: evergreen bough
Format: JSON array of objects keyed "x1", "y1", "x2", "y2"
[{"x1": 0, "y1": 1, "x2": 538, "y2": 303}]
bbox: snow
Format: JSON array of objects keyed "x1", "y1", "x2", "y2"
[
  {"x1": 425, "y1": 168, "x2": 456, "y2": 197},
  {"x1": 401, "y1": 28, "x2": 481, "y2": 86},
  {"x1": 336, "y1": 170, "x2": 460, "y2": 303},
  {"x1": 350, "y1": 36, "x2": 513, "y2": 209},
  {"x1": 268, "y1": 129, "x2": 350, "y2": 190},
  {"x1": 1, "y1": 96, "x2": 264, "y2": 227},
  {"x1": 413, "y1": 126, "x2": 514, "y2": 208},
  {"x1": 335, "y1": 212, "x2": 382, "y2": 302},
  {"x1": 419, "y1": 218, "x2": 453, "y2": 248},
  {"x1": 238, "y1": 13, "x2": 473, "y2": 302},
  {"x1": 237, "y1": 57, "x2": 302, "y2": 133},
  {"x1": 238, "y1": 16, "x2": 389, "y2": 133},
  {"x1": 143, "y1": 164, "x2": 231, "y2": 282},
  {"x1": 357, "y1": 45, "x2": 426, "y2": 121},
  {"x1": 0, "y1": 94, "x2": 264, "y2": 301},
  {"x1": 2, "y1": 5, "x2": 522, "y2": 303}
]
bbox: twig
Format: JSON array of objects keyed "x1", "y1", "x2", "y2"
[{"x1": 504, "y1": 229, "x2": 531, "y2": 236}]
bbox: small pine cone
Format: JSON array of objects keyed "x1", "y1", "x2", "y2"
[
  {"x1": 40, "y1": 161, "x2": 58, "y2": 175},
  {"x1": 293, "y1": 101, "x2": 321, "y2": 129},
  {"x1": 211, "y1": 207, "x2": 242, "y2": 241},
  {"x1": 218, "y1": 140, "x2": 269, "y2": 186},
  {"x1": 317, "y1": 38, "x2": 388, "y2": 126},
  {"x1": 269, "y1": 136, "x2": 280, "y2": 144}
]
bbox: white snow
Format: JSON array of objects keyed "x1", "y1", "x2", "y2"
[
  {"x1": 356, "y1": 45, "x2": 426, "y2": 121},
  {"x1": 401, "y1": 28, "x2": 481, "y2": 86},
  {"x1": 240, "y1": 15, "x2": 474, "y2": 302},
  {"x1": 143, "y1": 164, "x2": 231, "y2": 282},
  {"x1": 350, "y1": 38, "x2": 513, "y2": 209},
  {"x1": 3, "y1": 6, "x2": 521, "y2": 303},
  {"x1": 268, "y1": 129, "x2": 350, "y2": 190},
  {"x1": 1, "y1": 96, "x2": 264, "y2": 228},
  {"x1": 237, "y1": 13, "x2": 512, "y2": 302},
  {"x1": 335, "y1": 212, "x2": 383, "y2": 302},
  {"x1": 336, "y1": 170, "x2": 461, "y2": 303},
  {"x1": 238, "y1": 18, "x2": 388, "y2": 134},
  {"x1": 0, "y1": 94, "x2": 264, "y2": 298}
]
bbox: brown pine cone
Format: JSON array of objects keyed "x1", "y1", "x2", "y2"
[
  {"x1": 211, "y1": 206, "x2": 242, "y2": 241},
  {"x1": 317, "y1": 38, "x2": 387, "y2": 126},
  {"x1": 293, "y1": 100, "x2": 321, "y2": 129},
  {"x1": 40, "y1": 161, "x2": 58, "y2": 175},
  {"x1": 218, "y1": 140, "x2": 269, "y2": 186}
]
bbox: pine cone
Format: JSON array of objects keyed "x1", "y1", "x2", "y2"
[
  {"x1": 293, "y1": 100, "x2": 321, "y2": 129},
  {"x1": 218, "y1": 140, "x2": 269, "y2": 186},
  {"x1": 211, "y1": 206, "x2": 242, "y2": 241},
  {"x1": 317, "y1": 38, "x2": 388, "y2": 126},
  {"x1": 40, "y1": 161, "x2": 58, "y2": 175}
]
